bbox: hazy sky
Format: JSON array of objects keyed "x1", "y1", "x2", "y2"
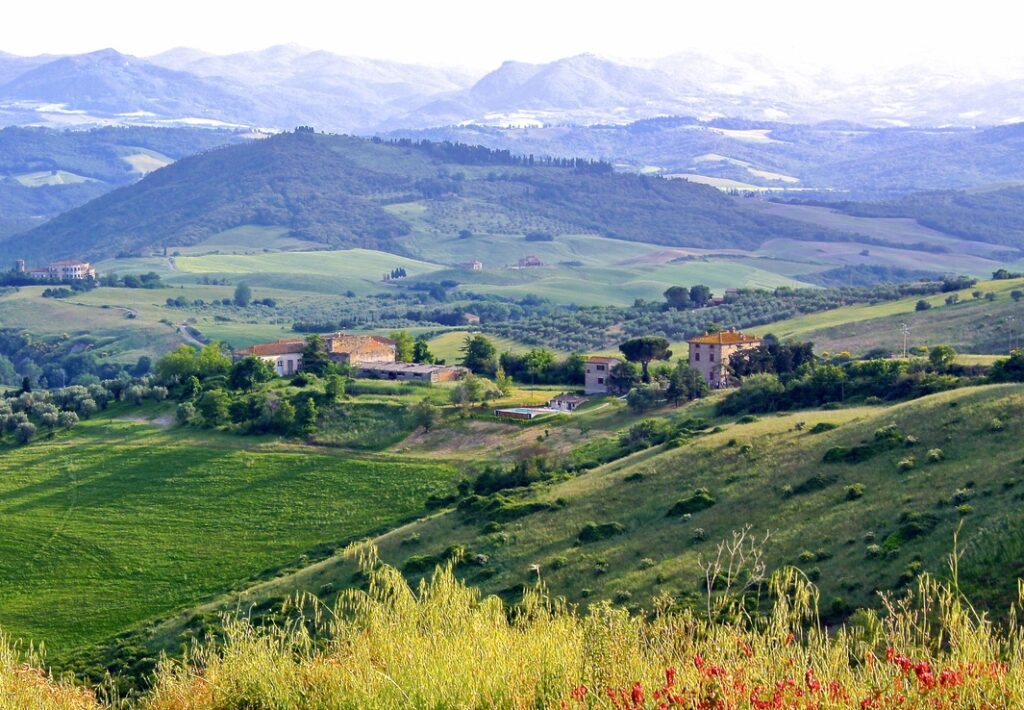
[{"x1": 3, "y1": 0, "x2": 1022, "y2": 73}]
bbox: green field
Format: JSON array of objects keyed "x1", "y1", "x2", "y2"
[
  {"x1": 756, "y1": 276, "x2": 1024, "y2": 355},
  {"x1": 0, "y1": 405, "x2": 456, "y2": 653},
  {"x1": 424, "y1": 330, "x2": 564, "y2": 363}
]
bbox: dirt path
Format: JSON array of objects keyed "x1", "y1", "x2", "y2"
[{"x1": 177, "y1": 322, "x2": 207, "y2": 347}]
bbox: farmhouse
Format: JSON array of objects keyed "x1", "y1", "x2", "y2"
[
  {"x1": 517, "y1": 255, "x2": 543, "y2": 268},
  {"x1": 235, "y1": 339, "x2": 305, "y2": 376},
  {"x1": 584, "y1": 355, "x2": 621, "y2": 395},
  {"x1": 16, "y1": 258, "x2": 97, "y2": 280},
  {"x1": 236, "y1": 333, "x2": 397, "y2": 376},
  {"x1": 687, "y1": 328, "x2": 762, "y2": 388},
  {"x1": 461, "y1": 312, "x2": 481, "y2": 325},
  {"x1": 356, "y1": 362, "x2": 466, "y2": 383},
  {"x1": 548, "y1": 394, "x2": 588, "y2": 412},
  {"x1": 460, "y1": 260, "x2": 483, "y2": 271}
]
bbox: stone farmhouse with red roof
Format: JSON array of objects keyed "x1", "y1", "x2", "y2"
[
  {"x1": 235, "y1": 333, "x2": 397, "y2": 377},
  {"x1": 687, "y1": 328, "x2": 762, "y2": 388}
]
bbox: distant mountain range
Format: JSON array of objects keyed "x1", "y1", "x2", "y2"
[{"x1": 1, "y1": 46, "x2": 1023, "y2": 132}]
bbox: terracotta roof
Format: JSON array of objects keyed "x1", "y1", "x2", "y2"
[
  {"x1": 688, "y1": 330, "x2": 762, "y2": 345},
  {"x1": 324, "y1": 333, "x2": 395, "y2": 354},
  {"x1": 586, "y1": 355, "x2": 621, "y2": 363},
  {"x1": 236, "y1": 339, "x2": 305, "y2": 357}
]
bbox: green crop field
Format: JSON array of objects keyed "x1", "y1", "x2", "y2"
[
  {"x1": 170, "y1": 249, "x2": 441, "y2": 292},
  {"x1": 0, "y1": 406, "x2": 456, "y2": 654}
]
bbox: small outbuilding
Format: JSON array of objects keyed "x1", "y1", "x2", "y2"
[
  {"x1": 356, "y1": 361, "x2": 466, "y2": 383},
  {"x1": 548, "y1": 394, "x2": 588, "y2": 412}
]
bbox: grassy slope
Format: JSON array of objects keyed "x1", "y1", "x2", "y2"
[
  {"x1": 0, "y1": 247, "x2": 453, "y2": 362},
  {"x1": 395, "y1": 202, "x2": 817, "y2": 305},
  {"x1": 179, "y1": 384, "x2": 1024, "y2": 629},
  {"x1": 0, "y1": 287, "x2": 183, "y2": 364},
  {"x1": 755, "y1": 276, "x2": 1024, "y2": 355},
  {"x1": 0, "y1": 404, "x2": 456, "y2": 653},
  {"x1": 424, "y1": 330, "x2": 555, "y2": 363}
]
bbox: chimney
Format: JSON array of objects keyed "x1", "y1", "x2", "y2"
[{"x1": 15, "y1": 259, "x2": 24, "y2": 273}]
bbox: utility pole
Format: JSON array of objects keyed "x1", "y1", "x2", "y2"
[{"x1": 900, "y1": 322, "x2": 910, "y2": 359}]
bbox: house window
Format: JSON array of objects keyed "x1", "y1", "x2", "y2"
[
  {"x1": 597, "y1": 377, "x2": 605, "y2": 384},
  {"x1": 596, "y1": 364, "x2": 606, "y2": 371},
  {"x1": 709, "y1": 353, "x2": 714, "y2": 362},
  {"x1": 695, "y1": 353, "x2": 700, "y2": 361}
]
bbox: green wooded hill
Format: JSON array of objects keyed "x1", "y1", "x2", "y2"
[
  {"x1": 0, "y1": 126, "x2": 248, "y2": 238},
  {"x1": 0, "y1": 130, "x2": 853, "y2": 264}
]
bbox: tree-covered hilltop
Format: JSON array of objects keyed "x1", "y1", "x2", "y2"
[
  {"x1": 0, "y1": 130, "x2": 855, "y2": 263},
  {"x1": 0, "y1": 125, "x2": 248, "y2": 237}
]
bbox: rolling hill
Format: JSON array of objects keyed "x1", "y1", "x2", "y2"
[
  {"x1": 65, "y1": 381, "x2": 1024, "y2": 689},
  {"x1": 0, "y1": 130, "x2": 857, "y2": 264},
  {"x1": 0, "y1": 125, "x2": 250, "y2": 237},
  {"x1": 387, "y1": 117, "x2": 1024, "y2": 198},
  {"x1": 828, "y1": 184, "x2": 1024, "y2": 248}
]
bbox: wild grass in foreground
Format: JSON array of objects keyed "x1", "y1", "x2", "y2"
[{"x1": 6, "y1": 546, "x2": 1023, "y2": 708}]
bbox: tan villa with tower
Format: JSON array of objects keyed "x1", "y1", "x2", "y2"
[{"x1": 687, "y1": 328, "x2": 762, "y2": 388}]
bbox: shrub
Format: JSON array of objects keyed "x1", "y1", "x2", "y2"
[
  {"x1": 927, "y1": 448, "x2": 945, "y2": 463},
  {"x1": 176, "y1": 401, "x2": 198, "y2": 425},
  {"x1": 638, "y1": 557, "x2": 656, "y2": 570},
  {"x1": 957, "y1": 504, "x2": 975, "y2": 516},
  {"x1": 897, "y1": 509, "x2": 940, "y2": 541},
  {"x1": 866, "y1": 544, "x2": 882, "y2": 558},
  {"x1": 798, "y1": 550, "x2": 816, "y2": 563},
  {"x1": 613, "y1": 590, "x2": 633, "y2": 604},
  {"x1": 691, "y1": 528, "x2": 707, "y2": 542},
  {"x1": 577, "y1": 522, "x2": 626, "y2": 544},
  {"x1": 737, "y1": 414, "x2": 759, "y2": 424},
  {"x1": 14, "y1": 421, "x2": 36, "y2": 444},
  {"x1": 792, "y1": 472, "x2": 838, "y2": 496},
  {"x1": 989, "y1": 418, "x2": 1005, "y2": 432},
  {"x1": 666, "y1": 488, "x2": 716, "y2": 516},
  {"x1": 845, "y1": 483, "x2": 866, "y2": 500},
  {"x1": 809, "y1": 421, "x2": 839, "y2": 434},
  {"x1": 951, "y1": 488, "x2": 974, "y2": 505},
  {"x1": 898, "y1": 457, "x2": 916, "y2": 472}
]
